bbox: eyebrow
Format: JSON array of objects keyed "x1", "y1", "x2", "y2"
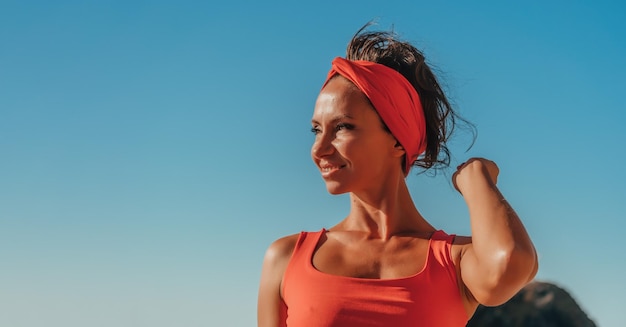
[{"x1": 311, "y1": 114, "x2": 355, "y2": 125}]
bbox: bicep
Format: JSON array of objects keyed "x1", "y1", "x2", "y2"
[{"x1": 458, "y1": 242, "x2": 535, "y2": 307}]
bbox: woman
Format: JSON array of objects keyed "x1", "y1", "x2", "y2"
[{"x1": 258, "y1": 27, "x2": 538, "y2": 327}]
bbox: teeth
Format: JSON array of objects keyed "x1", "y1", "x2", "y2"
[{"x1": 321, "y1": 166, "x2": 341, "y2": 172}]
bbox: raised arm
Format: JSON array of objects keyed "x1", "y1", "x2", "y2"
[
  {"x1": 257, "y1": 235, "x2": 297, "y2": 327},
  {"x1": 453, "y1": 158, "x2": 538, "y2": 306}
]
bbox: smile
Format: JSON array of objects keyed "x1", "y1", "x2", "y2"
[{"x1": 320, "y1": 164, "x2": 346, "y2": 177}]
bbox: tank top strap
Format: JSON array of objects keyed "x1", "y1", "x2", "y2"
[
  {"x1": 428, "y1": 230, "x2": 459, "y2": 284},
  {"x1": 282, "y1": 228, "x2": 326, "y2": 297},
  {"x1": 294, "y1": 228, "x2": 326, "y2": 254}
]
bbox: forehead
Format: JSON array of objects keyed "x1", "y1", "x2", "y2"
[{"x1": 312, "y1": 76, "x2": 374, "y2": 121}]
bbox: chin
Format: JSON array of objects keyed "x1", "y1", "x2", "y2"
[{"x1": 324, "y1": 181, "x2": 350, "y2": 195}]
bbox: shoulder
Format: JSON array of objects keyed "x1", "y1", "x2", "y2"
[
  {"x1": 262, "y1": 233, "x2": 301, "y2": 266},
  {"x1": 432, "y1": 232, "x2": 472, "y2": 267},
  {"x1": 449, "y1": 235, "x2": 472, "y2": 274},
  {"x1": 259, "y1": 233, "x2": 301, "y2": 303}
]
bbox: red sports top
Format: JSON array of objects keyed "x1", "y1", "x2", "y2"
[{"x1": 282, "y1": 229, "x2": 468, "y2": 327}]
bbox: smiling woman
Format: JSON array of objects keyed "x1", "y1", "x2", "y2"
[{"x1": 257, "y1": 25, "x2": 538, "y2": 327}]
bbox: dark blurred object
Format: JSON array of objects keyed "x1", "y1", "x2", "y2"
[{"x1": 466, "y1": 281, "x2": 597, "y2": 327}]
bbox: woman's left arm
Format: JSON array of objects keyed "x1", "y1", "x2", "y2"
[{"x1": 453, "y1": 158, "x2": 538, "y2": 306}]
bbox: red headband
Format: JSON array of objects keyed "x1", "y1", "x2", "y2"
[{"x1": 323, "y1": 57, "x2": 427, "y2": 173}]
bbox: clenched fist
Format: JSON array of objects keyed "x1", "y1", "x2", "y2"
[{"x1": 452, "y1": 158, "x2": 499, "y2": 194}]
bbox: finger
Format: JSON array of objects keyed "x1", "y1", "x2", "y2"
[{"x1": 456, "y1": 161, "x2": 467, "y2": 171}]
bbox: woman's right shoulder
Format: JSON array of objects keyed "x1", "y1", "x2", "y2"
[{"x1": 262, "y1": 233, "x2": 301, "y2": 267}]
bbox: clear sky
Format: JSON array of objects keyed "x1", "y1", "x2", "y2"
[{"x1": 1, "y1": 1, "x2": 625, "y2": 326}]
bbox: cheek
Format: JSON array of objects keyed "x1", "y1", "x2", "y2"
[
  {"x1": 339, "y1": 139, "x2": 370, "y2": 165},
  {"x1": 355, "y1": 139, "x2": 395, "y2": 168}
]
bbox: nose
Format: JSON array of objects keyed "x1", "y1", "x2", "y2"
[{"x1": 311, "y1": 132, "x2": 335, "y2": 160}]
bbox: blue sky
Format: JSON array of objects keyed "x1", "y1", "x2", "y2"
[{"x1": 1, "y1": 1, "x2": 625, "y2": 326}]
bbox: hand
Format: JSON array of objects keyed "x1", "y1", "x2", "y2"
[{"x1": 452, "y1": 158, "x2": 499, "y2": 194}]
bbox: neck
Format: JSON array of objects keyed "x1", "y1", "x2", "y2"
[{"x1": 339, "y1": 177, "x2": 435, "y2": 240}]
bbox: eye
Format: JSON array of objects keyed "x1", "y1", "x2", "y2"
[
  {"x1": 335, "y1": 123, "x2": 354, "y2": 131},
  {"x1": 311, "y1": 126, "x2": 321, "y2": 135}
]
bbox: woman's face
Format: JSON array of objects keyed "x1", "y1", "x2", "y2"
[{"x1": 311, "y1": 76, "x2": 404, "y2": 195}]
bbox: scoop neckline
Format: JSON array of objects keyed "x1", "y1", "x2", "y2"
[{"x1": 306, "y1": 228, "x2": 441, "y2": 283}]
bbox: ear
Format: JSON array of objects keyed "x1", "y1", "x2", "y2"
[{"x1": 393, "y1": 141, "x2": 406, "y2": 158}]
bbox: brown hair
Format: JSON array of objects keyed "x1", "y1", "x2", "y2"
[{"x1": 345, "y1": 25, "x2": 475, "y2": 172}]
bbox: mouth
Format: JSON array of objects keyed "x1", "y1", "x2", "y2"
[{"x1": 320, "y1": 164, "x2": 346, "y2": 176}]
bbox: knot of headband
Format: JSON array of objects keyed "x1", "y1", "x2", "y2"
[{"x1": 323, "y1": 57, "x2": 427, "y2": 173}]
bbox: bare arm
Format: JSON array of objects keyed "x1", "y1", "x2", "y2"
[
  {"x1": 454, "y1": 158, "x2": 538, "y2": 306},
  {"x1": 257, "y1": 235, "x2": 298, "y2": 327}
]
